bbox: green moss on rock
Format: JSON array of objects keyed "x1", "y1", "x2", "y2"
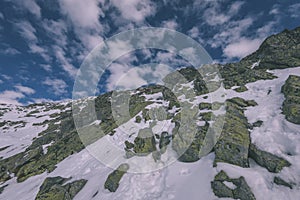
[
  {"x1": 274, "y1": 176, "x2": 294, "y2": 189},
  {"x1": 35, "y1": 176, "x2": 87, "y2": 200},
  {"x1": 211, "y1": 171, "x2": 256, "y2": 200},
  {"x1": 104, "y1": 164, "x2": 129, "y2": 192},
  {"x1": 248, "y1": 144, "x2": 291, "y2": 173}
]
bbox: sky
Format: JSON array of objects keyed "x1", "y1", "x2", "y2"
[{"x1": 0, "y1": 0, "x2": 299, "y2": 105}]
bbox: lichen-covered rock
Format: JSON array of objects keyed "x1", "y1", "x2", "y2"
[
  {"x1": 35, "y1": 176, "x2": 87, "y2": 200},
  {"x1": 274, "y1": 176, "x2": 294, "y2": 189},
  {"x1": 214, "y1": 99, "x2": 253, "y2": 168},
  {"x1": 241, "y1": 27, "x2": 300, "y2": 70},
  {"x1": 104, "y1": 164, "x2": 129, "y2": 192},
  {"x1": 231, "y1": 177, "x2": 256, "y2": 200},
  {"x1": 212, "y1": 171, "x2": 256, "y2": 200},
  {"x1": 133, "y1": 128, "x2": 157, "y2": 156},
  {"x1": 281, "y1": 75, "x2": 300, "y2": 124},
  {"x1": 248, "y1": 144, "x2": 291, "y2": 173}
]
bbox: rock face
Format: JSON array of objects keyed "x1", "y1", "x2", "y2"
[
  {"x1": 211, "y1": 171, "x2": 256, "y2": 200},
  {"x1": 241, "y1": 27, "x2": 300, "y2": 69},
  {"x1": 248, "y1": 144, "x2": 291, "y2": 173},
  {"x1": 214, "y1": 98, "x2": 256, "y2": 168},
  {"x1": 104, "y1": 164, "x2": 129, "y2": 192},
  {"x1": 281, "y1": 75, "x2": 300, "y2": 124},
  {"x1": 35, "y1": 176, "x2": 87, "y2": 200},
  {"x1": 274, "y1": 176, "x2": 294, "y2": 189}
]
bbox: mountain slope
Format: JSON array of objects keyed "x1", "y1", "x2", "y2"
[{"x1": 1, "y1": 27, "x2": 300, "y2": 200}]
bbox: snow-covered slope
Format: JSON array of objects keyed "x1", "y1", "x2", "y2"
[{"x1": 0, "y1": 66, "x2": 300, "y2": 200}]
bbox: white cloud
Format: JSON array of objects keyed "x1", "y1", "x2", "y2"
[
  {"x1": 42, "y1": 19, "x2": 68, "y2": 47},
  {"x1": 106, "y1": 63, "x2": 172, "y2": 91},
  {"x1": 59, "y1": 0, "x2": 104, "y2": 50},
  {"x1": 1, "y1": 74, "x2": 11, "y2": 80},
  {"x1": 40, "y1": 64, "x2": 52, "y2": 72},
  {"x1": 111, "y1": 0, "x2": 156, "y2": 23},
  {"x1": 15, "y1": 21, "x2": 37, "y2": 42},
  {"x1": 201, "y1": 1, "x2": 245, "y2": 26},
  {"x1": 52, "y1": 45, "x2": 78, "y2": 78},
  {"x1": 0, "y1": 47, "x2": 20, "y2": 55},
  {"x1": 221, "y1": 20, "x2": 278, "y2": 59},
  {"x1": 21, "y1": 0, "x2": 41, "y2": 18},
  {"x1": 161, "y1": 20, "x2": 178, "y2": 30},
  {"x1": 288, "y1": 3, "x2": 300, "y2": 18},
  {"x1": 9, "y1": 0, "x2": 41, "y2": 18},
  {"x1": 0, "y1": 85, "x2": 35, "y2": 105},
  {"x1": 0, "y1": 90, "x2": 25, "y2": 105},
  {"x1": 0, "y1": 12, "x2": 4, "y2": 20},
  {"x1": 188, "y1": 26, "x2": 199, "y2": 38},
  {"x1": 209, "y1": 17, "x2": 254, "y2": 48},
  {"x1": 223, "y1": 38, "x2": 262, "y2": 59},
  {"x1": 14, "y1": 85, "x2": 35, "y2": 95},
  {"x1": 59, "y1": 0, "x2": 103, "y2": 30},
  {"x1": 15, "y1": 21, "x2": 50, "y2": 61},
  {"x1": 43, "y1": 77, "x2": 68, "y2": 96}
]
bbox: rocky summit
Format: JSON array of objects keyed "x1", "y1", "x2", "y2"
[{"x1": 0, "y1": 27, "x2": 300, "y2": 200}]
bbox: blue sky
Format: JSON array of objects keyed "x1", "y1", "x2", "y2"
[{"x1": 0, "y1": 0, "x2": 299, "y2": 105}]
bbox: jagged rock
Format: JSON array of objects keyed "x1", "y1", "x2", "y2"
[
  {"x1": 104, "y1": 164, "x2": 129, "y2": 192},
  {"x1": 241, "y1": 27, "x2": 300, "y2": 69},
  {"x1": 214, "y1": 99, "x2": 253, "y2": 168},
  {"x1": 35, "y1": 176, "x2": 87, "y2": 200},
  {"x1": 0, "y1": 184, "x2": 8, "y2": 194},
  {"x1": 281, "y1": 75, "x2": 300, "y2": 124},
  {"x1": 212, "y1": 171, "x2": 256, "y2": 200},
  {"x1": 248, "y1": 144, "x2": 291, "y2": 173},
  {"x1": 234, "y1": 85, "x2": 248, "y2": 93},
  {"x1": 231, "y1": 177, "x2": 256, "y2": 200},
  {"x1": 133, "y1": 128, "x2": 157, "y2": 156},
  {"x1": 274, "y1": 176, "x2": 294, "y2": 189}
]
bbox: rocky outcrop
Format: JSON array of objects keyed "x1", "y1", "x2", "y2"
[
  {"x1": 211, "y1": 170, "x2": 256, "y2": 200},
  {"x1": 281, "y1": 75, "x2": 300, "y2": 124},
  {"x1": 35, "y1": 176, "x2": 87, "y2": 200},
  {"x1": 241, "y1": 27, "x2": 300, "y2": 69},
  {"x1": 104, "y1": 164, "x2": 129, "y2": 192},
  {"x1": 249, "y1": 144, "x2": 291, "y2": 173}
]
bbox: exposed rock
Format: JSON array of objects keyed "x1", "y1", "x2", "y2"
[
  {"x1": 274, "y1": 176, "x2": 294, "y2": 189},
  {"x1": 35, "y1": 176, "x2": 87, "y2": 200},
  {"x1": 214, "y1": 99, "x2": 253, "y2": 168},
  {"x1": 241, "y1": 27, "x2": 300, "y2": 69},
  {"x1": 212, "y1": 171, "x2": 256, "y2": 200},
  {"x1": 104, "y1": 164, "x2": 129, "y2": 192},
  {"x1": 281, "y1": 75, "x2": 300, "y2": 124},
  {"x1": 249, "y1": 144, "x2": 291, "y2": 173}
]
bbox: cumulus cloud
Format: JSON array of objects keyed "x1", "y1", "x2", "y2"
[
  {"x1": 0, "y1": 91, "x2": 25, "y2": 105},
  {"x1": 106, "y1": 63, "x2": 172, "y2": 91},
  {"x1": 59, "y1": 0, "x2": 104, "y2": 50},
  {"x1": 200, "y1": 1, "x2": 245, "y2": 26},
  {"x1": 43, "y1": 77, "x2": 68, "y2": 96},
  {"x1": 40, "y1": 64, "x2": 52, "y2": 72},
  {"x1": 14, "y1": 85, "x2": 35, "y2": 95},
  {"x1": 223, "y1": 38, "x2": 262, "y2": 59},
  {"x1": 0, "y1": 85, "x2": 35, "y2": 105},
  {"x1": 111, "y1": 0, "x2": 156, "y2": 23},
  {"x1": 161, "y1": 20, "x2": 178, "y2": 30},
  {"x1": 0, "y1": 47, "x2": 20, "y2": 55}
]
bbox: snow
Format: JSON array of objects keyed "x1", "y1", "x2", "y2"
[
  {"x1": 0, "y1": 104, "x2": 61, "y2": 158},
  {"x1": 1, "y1": 67, "x2": 300, "y2": 200}
]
